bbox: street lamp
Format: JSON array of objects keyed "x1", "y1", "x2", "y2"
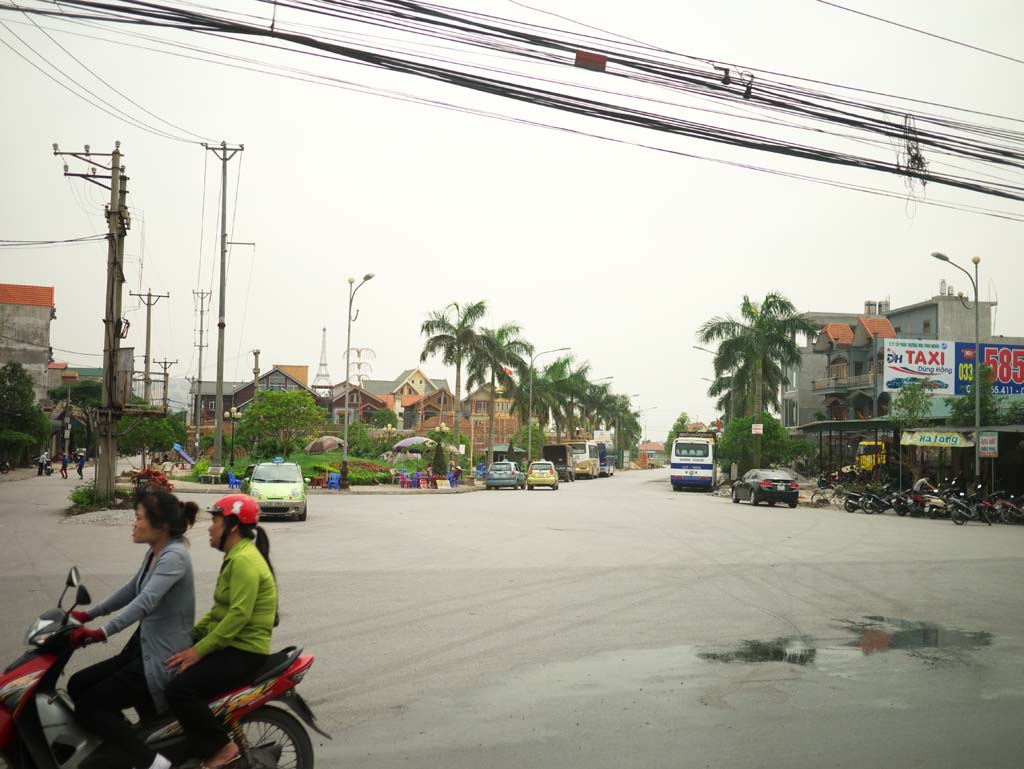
[
  {"x1": 694, "y1": 345, "x2": 736, "y2": 422},
  {"x1": 342, "y1": 273, "x2": 375, "y2": 489},
  {"x1": 614, "y1": 392, "x2": 640, "y2": 469},
  {"x1": 223, "y1": 406, "x2": 240, "y2": 467},
  {"x1": 637, "y1": 405, "x2": 659, "y2": 442},
  {"x1": 527, "y1": 346, "x2": 569, "y2": 462},
  {"x1": 931, "y1": 252, "x2": 981, "y2": 480}
]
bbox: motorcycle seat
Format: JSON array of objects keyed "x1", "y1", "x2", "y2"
[{"x1": 251, "y1": 645, "x2": 303, "y2": 685}]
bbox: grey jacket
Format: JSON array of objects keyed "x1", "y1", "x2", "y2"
[{"x1": 85, "y1": 539, "x2": 195, "y2": 712}]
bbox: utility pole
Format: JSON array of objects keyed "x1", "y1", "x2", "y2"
[
  {"x1": 154, "y1": 358, "x2": 177, "y2": 412},
  {"x1": 192, "y1": 289, "x2": 210, "y2": 456},
  {"x1": 54, "y1": 142, "x2": 129, "y2": 498},
  {"x1": 204, "y1": 140, "x2": 244, "y2": 467},
  {"x1": 252, "y1": 349, "x2": 261, "y2": 394},
  {"x1": 129, "y1": 289, "x2": 169, "y2": 403}
]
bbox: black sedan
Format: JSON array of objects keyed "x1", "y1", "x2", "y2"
[{"x1": 732, "y1": 469, "x2": 800, "y2": 508}]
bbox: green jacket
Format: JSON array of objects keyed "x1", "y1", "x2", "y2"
[{"x1": 194, "y1": 537, "x2": 277, "y2": 657}]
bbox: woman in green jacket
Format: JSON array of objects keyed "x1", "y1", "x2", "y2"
[{"x1": 165, "y1": 494, "x2": 277, "y2": 769}]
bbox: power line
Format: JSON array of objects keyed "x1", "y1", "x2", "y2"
[
  {"x1": 0, "y1": 234, "x2": 107, "y2": 247},
  {"x1": 815, "y1": 0, "x2": 1024, "y2": 67},
  {"x1": 0, "y1": 332, "x2": 103, "y2": 357}
]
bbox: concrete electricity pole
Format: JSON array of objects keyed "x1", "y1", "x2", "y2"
[
  {"x1": 204, "y1": 140, "x2": 243, "y2": 467},
  {"x1": 54, "y1": 142, "x2": 129, "y2": 498},
  {"x1": 129, "y1": 289, "x2": 169, "y2": 403},
  {"x1": 192, "y1": 289, "x2": 210, "y2": 455},
  {"x1": 154, "y1": 358, "x2": 177, "y2": 412}
]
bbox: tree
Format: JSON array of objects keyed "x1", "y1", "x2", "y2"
[
  {"x1": 511, "y1": 424, "x2": 546, "y2": 463},
  {"x1": 716, "y1": 415, "x2": 792, "y2": 473},
  {"x1": 430, "y1": 439, "x2": 447, "y2": 477},
  {"x1": 345, "y1": 420, "x2": 375, "y2": 458},
  {"x1": 420, "y1": 300, "x2": 487, "y2": 453},
  {"x1": 0, "y1": 363, "x2": 50, "y2": 460},
  {"x1": 665, "y1": 411, "x2": 691, "y2": 453},
  {"x1": 237, "y1": 390, "x2": 326, "y2": 457},
  {"x1": 467, "y1": 322, "x2": 532, "y2": 466},
  {"x1": 946, "y1": 365, "x2": 1000, "y2": 427},
  {"x1": 49, "y1": 379, "x2": 102, "y2": 456},
  {"x1": 891, "y1": 379, "x2": 934, "y2": 479},
  {"x1": 1003, "y1": 399, "x2": 1024, "y2": 425},
  {"x1": 698, "y1": 293, "x2": 819, "y2": 468},
  {"x1": 118, "y1": 411, "x2": 188, "y2": 459},
  {"x1": 369, "y1": 408, "x2": 398, "y2": 428}
]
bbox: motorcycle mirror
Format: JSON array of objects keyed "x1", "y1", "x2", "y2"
[
  {"x1": 67, "y1": 567, "x2": 80, "y2": 588},
  {"x1": 75, "y1": 584, "x2": 92, "y2": 606}
]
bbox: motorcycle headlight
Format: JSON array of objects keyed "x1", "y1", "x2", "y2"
[
  {"x1": 250, "y1": 488, "x2": 261, "y2": 499},
  {"x1": 24, "y1": 617, "x2": 58, "y2": 646},
  {"x1": 289, "y1": 487, "x2": 301, "y2": 499}
]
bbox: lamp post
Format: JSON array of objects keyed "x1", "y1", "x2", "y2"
[
  {"x1": 527, "y1": 346, "x2": 570, "y2": 463},
  {"x1": 616, "y1": 393, "x2": 640, "y2": 469},
  {"x1": 637, "y1": 405, "x2": 659, "y2": 443},
  {"x1": 931, "y1": 252, "x2": 981, "y2": 481},
  {"x1": 342, "y1": 273, "x2": 375, "y2": 489},
  {"x1": 694, "y1": 345, "x2": 736, "y2": 423},
  {"x1": 223, "y1": 406, "x2": 240, "y2": 467}
]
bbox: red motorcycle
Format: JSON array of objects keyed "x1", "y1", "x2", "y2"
[{"x1": 0, "y1": 568, "x2": 329, "y2": 768}]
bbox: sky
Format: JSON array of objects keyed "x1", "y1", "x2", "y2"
[{"x1": 2, "y1": 0, "x2": 1023, "y2": 441}]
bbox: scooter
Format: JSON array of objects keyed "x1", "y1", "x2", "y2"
[
  {"x1": 0, "y1": 568, "x2": 329, "y2": 769},
  {"x1": 43, "y1": 460, "x2": 53, "y2": 477},
  {"x1": 0, "y1": 460, "x2": 10, "y2": 474}
]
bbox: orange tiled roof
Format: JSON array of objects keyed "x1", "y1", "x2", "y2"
[
  {"x1": 820, "y1": 322, "x2": 854, "y2": 346},
  {"x1": 48, "y1": 362, "x2": 67, "y2": 369},
  {"x1": 401, "y1": 394, "x2": 424, "y2": 407},
  {"x1": 0, "y1": 283, "x2": 54, "y2": 308},
  {"x1": 378, "y1": 394, "x2": 396, "y2": 410},
  {"x1": 859, "y1": 316, "x2": 896, "y2": 339},
  {"x1": 638, "y1": 441, "x2": 664, "y2": 452}
]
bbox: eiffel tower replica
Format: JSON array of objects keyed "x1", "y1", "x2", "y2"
[{"x1": 311, "y1": 326, "x2": 333, "y2": 402}]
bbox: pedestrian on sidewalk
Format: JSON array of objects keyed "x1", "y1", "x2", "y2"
[
  {"x1": 60, "y1": 453, "x2": 69, "y2": 479},
  {"x1": 76, "y1": 452, "x2": 86, "y2": 479},
  {"x1": 37, "y1": 450, "x2": 48, "y2": 476}
]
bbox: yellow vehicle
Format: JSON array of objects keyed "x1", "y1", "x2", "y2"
[
  {"x1": 527, "y1": 460, "x2": 559, "y2": 491},
  {"x1": 243, "y1": 459, "x2": 309, "y2": 521},
  {"x1": 568, "y1": 440, "x2": 600, "y2": 479},
  {"x1": 841, "y1": 441, "x2": 888, "y2": 477}
]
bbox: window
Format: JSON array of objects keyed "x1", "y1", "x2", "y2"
[
  {"x1": 674, "y1": 442, "x2": 710, "y2": 458},
  {"x1": 497, "y1": 401, "x2": 512, "y2": 413},
  {"x1": 854, "y1": 362, "x2": 864, "y2": 376},
  {"x1": 923, "y1": 320, "x2": 932, "y2": 335}
]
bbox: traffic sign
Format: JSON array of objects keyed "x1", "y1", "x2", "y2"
[
  {"x1": 751, "y1": 423, "x2": 764, "y2": 435},
  {"x1": 979, "y1": 431, "x2": 999, "y2": 458}
]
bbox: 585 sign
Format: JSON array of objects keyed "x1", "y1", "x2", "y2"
[{"x1": 954, "y1": 342, "x2": 1024, "y2": 395}]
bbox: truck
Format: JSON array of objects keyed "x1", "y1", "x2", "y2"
[
  {"x1": 597, "y1": 441, "x2": 616, "y2": 477},
  {"x1": 542, "y1": 444, "x2": 576, "y2": 482}
]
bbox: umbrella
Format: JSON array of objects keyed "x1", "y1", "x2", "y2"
[
  {"x1": 305, "y1": 435, "x2": 344, "y2": 455},
  {"x1": 394, "y1": 436, "x2": 433, "y2": 451}
]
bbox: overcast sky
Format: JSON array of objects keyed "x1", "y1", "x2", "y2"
[{"x1": 2, "y1": 0, "x2": 1022, "y2": 439}]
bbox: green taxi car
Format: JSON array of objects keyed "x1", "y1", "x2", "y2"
[{"x1": 242, "y1": 460, "x2": 309, "y2": 521}]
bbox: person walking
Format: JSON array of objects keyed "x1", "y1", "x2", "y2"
[
  {"x1": 37, "y1": 450, "x2": 47, "y2": 476},
  {"x1": 76, "y1": 452, "x2": 86, "y2": 479},
  {"x1": 60, "y1": 452, "x2": 69, "y2": 479}
]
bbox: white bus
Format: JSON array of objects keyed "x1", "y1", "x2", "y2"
[
  {"x1": 670, "y1": 433, "x2": 717, "y2": 491},
  {"x1": 568, "y1": 440, "x2": 600, "y2": 479}
]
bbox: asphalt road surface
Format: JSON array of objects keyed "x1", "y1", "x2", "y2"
[{"x1": 3, "y1": 468, "x2": 1024, "y2": 768}]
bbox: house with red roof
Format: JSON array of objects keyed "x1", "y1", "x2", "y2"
[
  {"x1": 0, "y1": 283, "x2": 56, "y2": 402},
  {"x1": 811, "y1": 312, "x2": 897, "y2": 421}
]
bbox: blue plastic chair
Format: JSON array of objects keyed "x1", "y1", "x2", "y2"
[
  {"x1": 327, "y1": 472, "x2": 340, "y2": 490},
  {"x1": 227, "y1": 471, "x2": 242, "y2": 489}
]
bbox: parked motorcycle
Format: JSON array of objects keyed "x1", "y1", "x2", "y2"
[
  {"x1": 43, "y1": 459, "x2": 53, "y2": 477},
  {"x1": 0, "y1": 460, "x2": 10, "y2": 474},
  {"x1": 0, "y1": 568, "x2": 329, "y2": 769}
]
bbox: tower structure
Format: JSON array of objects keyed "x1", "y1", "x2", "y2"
[{"x1": 311, "y1": 326, "x2": 333, "y2": 399}]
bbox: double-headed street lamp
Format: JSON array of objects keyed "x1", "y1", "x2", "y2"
[
  {"x1": 932, "y1": 251, "x2": 982, "y2": 480},
  {"x1": 223, "y1": 406, "x2": 240, "y2": 467},
  {"x1": 342, "y1": 273, "x2": 374, "y2": 489},
  {"x1": 694, "y1": 345, "x2": 736, "y2": 422},
  {"x1": 527, "y1": 346, "x2": 570, "y2": 462},
  {"x1": 637, "y1": 405, "x2": 659, "y2": 442}
]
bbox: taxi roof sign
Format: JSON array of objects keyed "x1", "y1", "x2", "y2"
[{"x1": 272, "y1": 457, "x2": 285, "y2": 464}]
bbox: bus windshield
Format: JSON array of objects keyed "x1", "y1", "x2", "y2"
[
  {"x1": 674, "y1": 442, "x2": 710, "y2": 458},
  {"x1": 569, "y1": 443, "x2": 586, "y2": 455}
]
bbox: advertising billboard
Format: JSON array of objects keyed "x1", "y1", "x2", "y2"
[
  {"x1": 882, "y1": 340, "x2": 955, "y2": 394},
  {"x1": 954, "y1": 342, "x2": 1024, "y2": 396}
]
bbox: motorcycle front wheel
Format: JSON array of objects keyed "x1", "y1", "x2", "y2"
[
  {"x1": 952, "y1": 508, "x2": 967, "y2": 526},
  {"x1": 240, "y1": 705, "x2": 314, "y2": 769},
  {"x1": 844, "y1": 498, "x2": 860, "y2": 513}
]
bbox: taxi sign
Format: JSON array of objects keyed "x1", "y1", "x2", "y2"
[{"x1": 272, "y1": 457, "x2": 285, "y2": 464}]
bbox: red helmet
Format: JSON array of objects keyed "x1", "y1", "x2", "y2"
[{"x1": 209, "y1": 494, "x2": 260, "y2": 525}]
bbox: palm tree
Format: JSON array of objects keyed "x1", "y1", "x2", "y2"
[
  {"x1": 698, "y1": 293, "x2": 818, "y2": 467},
  {"x1": 467, "y1": 323, "x2": 533, "y2": 466},
  {"x1": 420, "y1": 300, "x2": 487, "y2": 451}
]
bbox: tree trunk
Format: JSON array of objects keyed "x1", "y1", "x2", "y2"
[
  {"x1": 487, "y1": 373, "x2": 496, "y2": 467},
  {"x1": 753, "y1": 358, "x2": 764, "y2": 469},
  {"x1": 453, "y1": 361, "x2": 462, "y2": 456}
]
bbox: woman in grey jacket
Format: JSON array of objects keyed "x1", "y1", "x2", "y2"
[{"x1": 68, "y1": 488, "x2": 198, "y2": 769}]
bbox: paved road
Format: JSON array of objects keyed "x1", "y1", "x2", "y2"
[{"x1": 3, "y1": 469, "x2": 1024, "y2": 767}]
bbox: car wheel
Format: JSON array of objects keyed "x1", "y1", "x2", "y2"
[
  {"x1": 553, "y1": 484, "x2": 558, "y2": 490},
  {"x1": 528, "y1": 485, "x2": 534, "y2": 491},
  {"x1": 731, "y1": 489, "x2": 739, "y2": 504},
  {"x1": 768, "y1": 501, "x2": 777, "y2": 507},
  {"x1": 296, "y1": 505, "x2": 307, "y2": 522},
  {"x1": 789, "y1": 501, "x2": 798, "y2": 509},
  {"x1": 750, "y1": 491, "x2": 759, "y2": 506}
]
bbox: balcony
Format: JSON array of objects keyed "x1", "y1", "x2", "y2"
[{"x1": 811, "y1": 372, "x2": 875, "y2": 392}]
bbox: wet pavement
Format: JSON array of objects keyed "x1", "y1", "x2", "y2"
[{"x1": 2, "y1": 467, "x2": 1024, "y2": 767}]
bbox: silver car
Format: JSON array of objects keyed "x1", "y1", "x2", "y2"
[{"x1": 485, "y1": 461, "x2": 526, "y2": 490}]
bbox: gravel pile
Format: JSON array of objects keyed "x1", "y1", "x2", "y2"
[{"x1": 64, "y1": 508, "x2": 210, "y2": 527}]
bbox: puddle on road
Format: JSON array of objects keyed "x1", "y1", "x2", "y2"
[
  {"x1": 698, "y1": 637, "x2": 817, "y2": 666},
  {"x1": 697, "y1": 617, "x2": 992, "y2": 668}
]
